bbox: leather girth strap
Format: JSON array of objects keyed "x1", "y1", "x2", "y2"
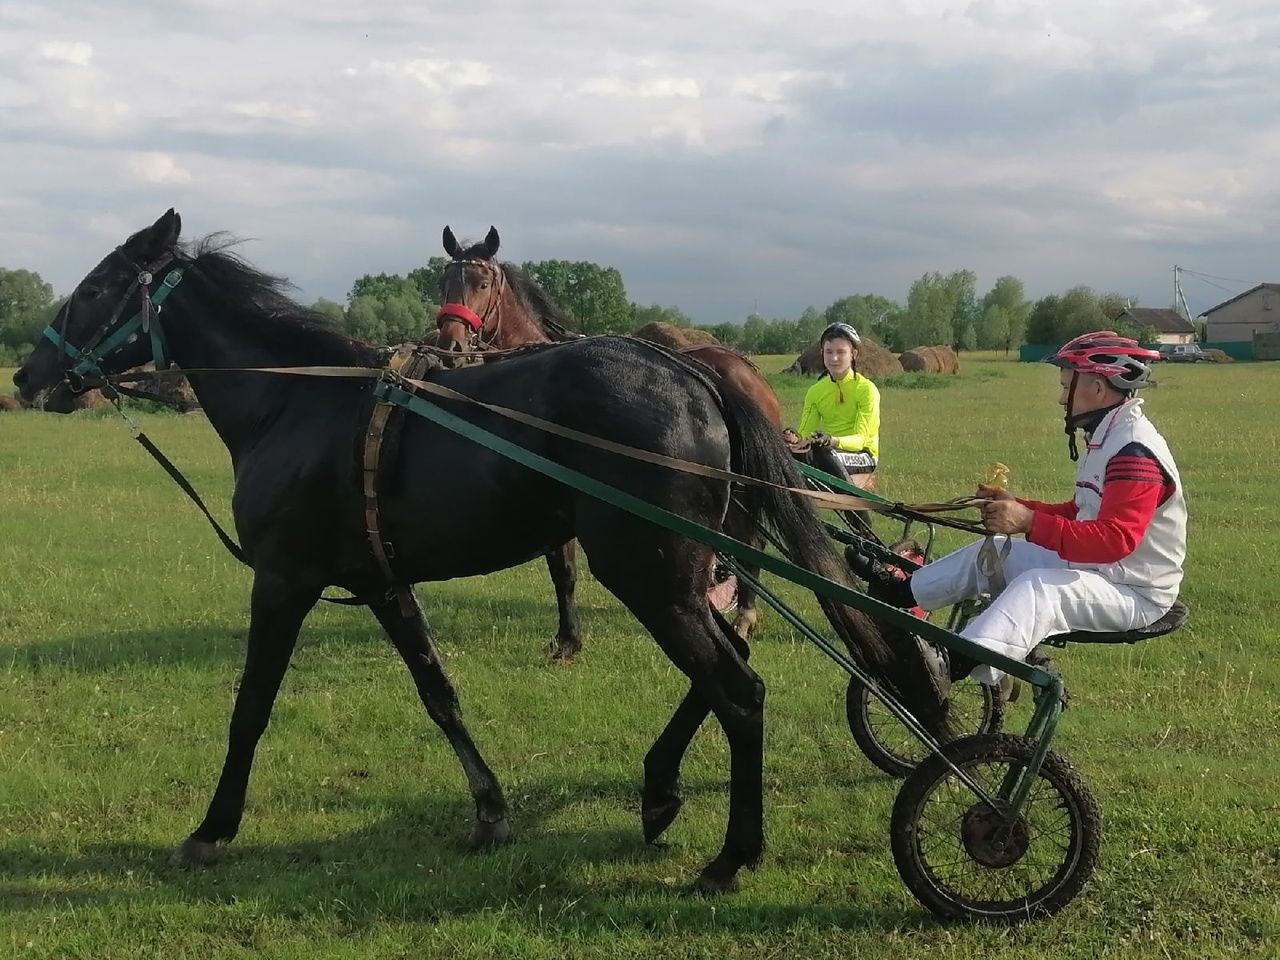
[{"x1": 362, "y1": 344, "x2": 441, "y2": 617}]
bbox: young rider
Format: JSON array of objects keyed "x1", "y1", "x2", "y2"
[
  {"x1": 783, "y1": 322, "x2": 880, "y2": 481},
  {"x1": 852, "y1": 331, "x2": 1186, "y2": 686}
]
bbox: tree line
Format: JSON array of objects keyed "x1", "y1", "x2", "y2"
[{"x1": 2, "y1": 258, "x2": 1163, "y2": 368}]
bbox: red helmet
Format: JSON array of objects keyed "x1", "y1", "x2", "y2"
[{"x1": 1045, "y1": 331, "x2": 1160, "y2": 391}]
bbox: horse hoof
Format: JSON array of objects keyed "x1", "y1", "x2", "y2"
[
  {"x1": 548, "y1": 639, "x2": 580, "y2": 665},
  {"x1": 642, "y1": 797, "x2": 683, "y2": 843},
  {"x1": 170, "y1": 837, "x2": 219, "y2": 868},
  {"x1": 468, "y1": 818, "x2": 512, "y2": 850},
  {"x1": 690, "y1": 871, "x2": 740, "y2": 896}
]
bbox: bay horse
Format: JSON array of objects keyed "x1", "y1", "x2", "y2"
[
  {"x1": 13, "y1": 210, "x2": 945, "y2": 895},
  {"x1": 434, "y1": 226, "x2": 782, "y2": 656}
]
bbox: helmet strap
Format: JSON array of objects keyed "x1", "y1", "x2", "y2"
[{"x1": 1064, "y1": 371, "x2": 1080, "y2": 462}]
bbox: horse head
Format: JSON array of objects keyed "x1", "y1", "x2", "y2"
[
  {"x1": 14, "y1": 209, "x2": 184, "y2": 412},
  {"x1": 436, "y1": 225, "x2": 505, "y2": 363}
]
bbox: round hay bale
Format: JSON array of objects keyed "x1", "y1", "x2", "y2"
[
  {"x1": 71, "y1": 388, "x2": 111, "y2": 410},
  {"x1": 0, "y1": 394, "x2": 27, "y2": 412},
  {"x1": 153, "y1": 372, "x2": 200, "y2": 411},
  {"x1": 898, "y1": 345, "x2": 959, "y2": 374},
  {"x1": 788, "y1": 337, "x2": 902, "y2": 378},
  {"x1": 1201, "y1": 348, "x2": 1233, "y2": 363},
  {"x1": 632, "y1": 321, "x2": 718, "y2": 350}
]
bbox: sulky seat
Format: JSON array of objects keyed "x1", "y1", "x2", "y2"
[{"x1": 1043, "y1": 600, "x2": 1189, "y2": 647}]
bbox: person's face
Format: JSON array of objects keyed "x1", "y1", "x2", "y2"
[
  {"x1": 823, "y1": 337, "x2": 855, "y2": 376},
  {"x1": 1058, "y1": 369, "x2": 1116, "y2": 414}
]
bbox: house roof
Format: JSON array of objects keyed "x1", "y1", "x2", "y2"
[
  {"x1": 1114, "y1": 307, "x2": 1195, "y2": 334},
  {"x1": 1201, "y1": 283, "x2": 1280, "y2": 317}
]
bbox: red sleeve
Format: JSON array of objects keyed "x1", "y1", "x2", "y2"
[
  {"x1": 1026, "y1": 451, "x2": 1173, "y2": 563},
  {"x1": 1017, "y1": 497, "x2": 1078, "y2": 519}
]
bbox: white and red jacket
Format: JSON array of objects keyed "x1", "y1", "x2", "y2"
[{"x1": 1018, "y1": 398, "x2": 1186, "y2": 610}]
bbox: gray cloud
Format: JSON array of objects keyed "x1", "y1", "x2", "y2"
[{"x1": 1, "y1": 0, "x2": 1278, "y2": 323}]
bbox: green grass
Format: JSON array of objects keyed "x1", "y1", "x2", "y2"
[{"x1": 2, "y1": 360, "x2": 1279, "y2": 958}]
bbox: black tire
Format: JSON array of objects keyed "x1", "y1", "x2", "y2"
[
  {"x1": 891, "y1": 733, "x2": 1101, "y2": 924},
  {"x1": 846, "y1": 675, "x2": 1005, "y2": 778}
]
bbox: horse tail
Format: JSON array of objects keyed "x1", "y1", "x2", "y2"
[{"x1": 714, "y1": 379, "x2": 951, "y2": 734}]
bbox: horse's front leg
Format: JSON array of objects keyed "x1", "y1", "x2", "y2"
[
  {"x1": 369, "y1": 589, "x2": 511, "y2": 848},
  {"x1": 172, "y1": 574, "x2": 319, "y2": 867},
  {"x1": 544, "y1": 540, "x2": 583, "y2": 664}
]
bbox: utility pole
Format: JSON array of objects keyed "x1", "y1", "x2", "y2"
[{"x1": 1173, "y1": 265, "x2": 1194, "y2": 327}]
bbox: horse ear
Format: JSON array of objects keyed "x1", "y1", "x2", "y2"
[
  {"x1": 145, "y1": 208, "x2": 182, "y2": 256},
  {"x1": 442, "y1": 225, "x2": 460, "y2": 258},
  {"x1": 484, "y1": 226, "x2": 500, "y2": 259}
]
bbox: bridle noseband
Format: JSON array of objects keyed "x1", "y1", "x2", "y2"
[
  {"x1": 42, "y1": 245, "x2": 186, "y2": 392},
  {"x1": 436, "y1": 258, "x2": 505, "y2": 351}
]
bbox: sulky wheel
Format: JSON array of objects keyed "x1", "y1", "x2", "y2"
[
  {"x1": 890, "y1": 733, "x2": 1101, "y2": 924},
  {"x1": 845, "y1": 675, "x2": 1005, "y2": 778}
]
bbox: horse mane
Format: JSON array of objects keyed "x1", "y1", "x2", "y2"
[
  {"x1": 184, "y1": 234, "x2": 383, "y2": 366},
  {"x1": 498, "y1": 265, "x2": 579, "y2": 342}
]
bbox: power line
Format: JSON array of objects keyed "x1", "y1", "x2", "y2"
[{"x1": 1180, "y1": 268, "x2": 1266, "y2": 287}]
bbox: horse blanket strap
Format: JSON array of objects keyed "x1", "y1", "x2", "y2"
[{"x1": 362, "y1": 343, "x2": 442, "y2": 617}]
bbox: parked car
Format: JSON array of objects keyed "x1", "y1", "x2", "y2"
[{"x1": 1157, "y1": 343, "x2": 1207, "y2": 363}]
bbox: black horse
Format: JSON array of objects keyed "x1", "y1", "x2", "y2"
[{"x1": 13, "y1": 210, "x2": 945, "y2": 894}]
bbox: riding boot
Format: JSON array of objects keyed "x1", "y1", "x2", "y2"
[{"x1": 844, "y1": 545, "x2": 917, "y2": 609}]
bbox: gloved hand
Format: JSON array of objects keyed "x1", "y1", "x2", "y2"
[{"x1": 809, "y1": 431, "x2": 832, "y2": 449}]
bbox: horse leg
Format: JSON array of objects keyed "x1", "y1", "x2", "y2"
[
  {"x1": 583, "y1": 524, "x2": 765, "y2": 894},
  {"x1": 368, "y1": 590, "x2": 511, "y2": 849},
  {"x1": 544, "y1": 540, "x2": 583, "y2": 664},
  {"x1": 172, "y1": 575, "x2": 318, "y2": 867},
  {"x1": 642, "y1": 610, "x2": 750, "y2": 844}
]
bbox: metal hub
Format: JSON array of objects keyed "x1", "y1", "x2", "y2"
[{"x1": 961, "y1": 802, "x2": 1030, "y2": 868}]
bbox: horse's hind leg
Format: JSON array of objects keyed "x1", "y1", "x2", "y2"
[
  {"x1": 368, "y1": 590, "x2": 510, "y2": 848},
  {"x1": 583, "y1": 526, "x2": 765, "y2": 894},
  {"x1": 544, "y1": 540, "x2": 583, "y2": 664},
  {"x1": 173, "y1": 574, "x2": 318, "y2": 867},
  {"x1": 642, "y1": 610, "x2": 750, "y2": 844}
]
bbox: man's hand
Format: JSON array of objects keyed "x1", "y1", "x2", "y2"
[
  {"x1": 809, "y1": 431, "x2": 832, "y2": 449},
  {"x1": 981, "y1": 499, "x2": 1034, "y2": 534},
  {"x1": 782, "y1": 428, "x2": 800, "y2": 444},
  {"x1": 975, "y1": 484, "x2": 1016, "y2": 501}
]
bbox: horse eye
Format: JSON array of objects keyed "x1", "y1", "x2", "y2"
[{"x1": 478, "y1": 281, "x2": 490, "y2": 290}]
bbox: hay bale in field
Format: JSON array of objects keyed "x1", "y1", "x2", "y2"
[
  {"x1": 632, "y1": 321, "x2": 719, "y2": 350},
  {"x1": 1201, "y1": 348, "x2": 1233, "y2": 363},
  {"x1": 71, "y1": 388, "x2": 111, "y2": 410},
  {"x1": 787, "y1": 337, "x2": 903, "y2": 378},
  {"x1": 899, "y1": 345, "x2": 960, "y2": 374},
  {"x1": 0, "y1": 394, "x2": 27, "y2": 412},
  {"x1": 152, "y1": 371, "x2": 200, "y2": 411}
]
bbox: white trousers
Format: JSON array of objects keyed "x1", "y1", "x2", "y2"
[{"x1": 910, "y1": 538, "x2": 1165, "y2": 685}]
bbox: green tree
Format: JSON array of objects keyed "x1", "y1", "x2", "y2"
[
  {"x1": 704, "y1": 323, "x2": 742, "y2": 348},
  {"x1": 631, "y1": 303, "x2": 694, "y2": 330},
  {"x1": 900, "y1": 272, "x2": 957, "y2": 350},
  {"x1": 739, "y1": 313, "x2": 769, "y2": 353},
  {"x1": 823, "y1": 294, "x2": 902, "y2": 346},
  {"x1": 757, "y1": 318, "x2": 799, "y2": 354},
  {"x1": 407, "y1": 257, "x2": 451, "y2": 304},
  {"x1": 309, "y1": 298, "x2": 346, "y2": 327},
  {"x1": 348, "y1": 273, "x2": 421, "y2": 304},
  {"x1": 344, "y1": 296, "x2": 387, "y2": 344},
  {"x1": 0, "y1": 268, "x2": 56, "y2": 348},
  {"x1": 1026, "y1": 294, "x2": 1061, "y2": 344},
  {"x1": 520, "y1": 260, "x2": 631, "y2": 335},
  {"x1": 979, "y1": 276, "x2": 1030, "y2": 350}
]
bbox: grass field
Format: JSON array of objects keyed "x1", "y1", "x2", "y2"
[{"x1": 2, "y1": 357, "x2": 1278, "y2": 959}]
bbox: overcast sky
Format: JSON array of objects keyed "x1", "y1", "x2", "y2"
[{"x1": 2, "y1": 0, "x2": 1277, "y2": 323}]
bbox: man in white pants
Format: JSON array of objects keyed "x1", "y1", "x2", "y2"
[{"x1": 852, "y1": 331, "x2": 1187, "y2": 685}]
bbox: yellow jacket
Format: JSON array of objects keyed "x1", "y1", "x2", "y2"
[{"x1": 797, "y1": 370, "x2": 880, "y2": 458}]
